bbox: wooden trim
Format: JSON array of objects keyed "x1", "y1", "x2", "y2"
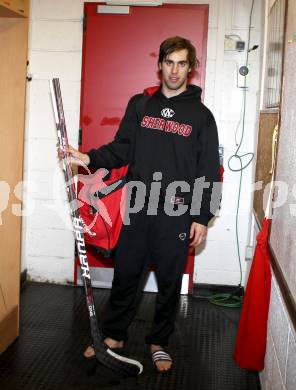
[
  {"x1": 268, "y1": 243, "x2": 296, "y2": 332},
  {"x1": 0, "y1": 305, "x2": 19, "y2": 353},
  {"x1": 0, "y1": 0, "x2": 28, "y2": 18},
  {"x1": 253, "y1": 111, "x2": 278, "y2": 225},
  {"x1": 0, "y1": 14, "x2": 28, "y2": 352},
  {"x1": 260, "y1": 108, "x2": 280, "y2": 114}
]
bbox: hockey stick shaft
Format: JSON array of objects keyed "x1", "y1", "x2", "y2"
[{"x1": 49, "y1": 78, "x2": 97, "y2": 324}]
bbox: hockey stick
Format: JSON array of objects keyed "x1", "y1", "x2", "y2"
[{"x1": 49, "y1": 78, "x2": 143, "y2": 377}]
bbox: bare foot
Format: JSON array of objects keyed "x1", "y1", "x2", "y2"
[
  {"x1": 83, "y1": 345, "x2": 95, "y2": 359},
  {"x1": 83, "y1": 337, "x2": 124, "y2": 359},
  {"x1": 104, "y1": 337, "x2": 124, "y2": 349},
  {"x1": 150, "y1": 344, "x2": 172, "y2": 372}
]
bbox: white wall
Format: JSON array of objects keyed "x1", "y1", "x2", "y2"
[
  {"x1": 22, "y1": 0, "x2": 263, "y2": 286},
  {"x1": 260, "y1": 273, "x2": 296, "y2": 390}
]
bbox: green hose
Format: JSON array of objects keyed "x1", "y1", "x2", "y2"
[
  {"x1": 207, "y1": 293, "x2": 243, "y2": 308},
  {"x1": 193, "y1": 287, "x2": 244, "y2": 308}
]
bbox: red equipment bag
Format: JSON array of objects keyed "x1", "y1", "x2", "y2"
[{"x1": 77, "y1": 165, "x2": 128, "y2": 258}]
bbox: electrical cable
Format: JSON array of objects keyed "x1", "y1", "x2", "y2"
[
  {"x1": 234, "y1": 89, "x2": 244, "y2": 145},
  {"x1": 195, "y1": 0, "x2": 256, "y2": 308},
  {"x1": 229, "y1": 0, "x2": 255, "y2": 283}
]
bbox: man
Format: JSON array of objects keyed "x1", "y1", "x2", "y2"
[{"x1": 61, "y1": 36, "x2": 220, "y2": 372}]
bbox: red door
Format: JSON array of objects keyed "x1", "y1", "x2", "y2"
[{"x1": 76, "y1": 2, "x2": 209, "y2": 293}]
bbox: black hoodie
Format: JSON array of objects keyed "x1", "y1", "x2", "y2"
[{"x1": 87, "y1": 85, "x2": 221, "y2": 226}]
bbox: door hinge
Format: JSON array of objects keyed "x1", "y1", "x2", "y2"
[
  {"x1": 83, "y1": 15, "x2": 87, "y2": 32},
  {"x1": 79, "y1": 128, "x2": 82, "y2": 146}
]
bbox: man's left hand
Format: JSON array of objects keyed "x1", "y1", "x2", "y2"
[{"x1": 190, "y1": 222, "x2": 207, "y2": 247}]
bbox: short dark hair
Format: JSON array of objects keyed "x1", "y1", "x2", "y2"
[{"x1": 158, "y1": 36, "x2": 199, "y2": 69}]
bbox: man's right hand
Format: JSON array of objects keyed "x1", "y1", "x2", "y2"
[{"x1": 57, "y1": 145, "x2": 90, "y2": 167}]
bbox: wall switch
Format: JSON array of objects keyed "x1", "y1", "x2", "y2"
[
  {"x1": 224, "y1": 37, "x2": 236, "y2": 51},
  {"x1": 236, "y1": 41, "x2": 245, "y2": 51}
]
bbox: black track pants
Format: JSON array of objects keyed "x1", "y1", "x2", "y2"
[{"x1": 101, "y1": 206, "x2": 192, "y2": 346}]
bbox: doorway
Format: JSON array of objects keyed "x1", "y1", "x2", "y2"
[{"x1": 76, "y1": 2, "x2": 209, "y2": 293}]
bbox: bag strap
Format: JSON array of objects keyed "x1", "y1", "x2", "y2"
[{"x1": 94, "y1": 175, "x2": 127, "y2": 200}]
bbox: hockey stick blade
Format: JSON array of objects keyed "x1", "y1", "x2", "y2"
[
  {"x1": 49, "y1": 78, "x2": 143, "y2": 377},
  {"x1": 95, "y1": 343, "x2": 143, "y2": 377}
]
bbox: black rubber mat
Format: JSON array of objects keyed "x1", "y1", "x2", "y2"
[{"x1": 0, "y1": 282, "x2": 260, "y2": 390}]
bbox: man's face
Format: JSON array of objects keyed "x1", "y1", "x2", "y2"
[{"x1": 159, "y1": 49, "x2": 191, "y2": 93}]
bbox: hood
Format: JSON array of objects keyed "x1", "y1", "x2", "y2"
[{"x1": 144, "y1": 84, "x2": 202, "y2": 101}]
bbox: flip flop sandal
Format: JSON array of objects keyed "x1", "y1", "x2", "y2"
[
  {"x1": 151, "y1": 350, "x2": 173, "y2": 373},
  {"x1": 84, "y1": 343, "x2": 125, "y2": 360}
]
